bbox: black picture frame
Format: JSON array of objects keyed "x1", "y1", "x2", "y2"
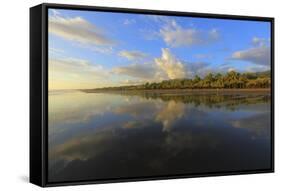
[{"x1": 30, "y1": 3, "x2": 275, "y2": 187}]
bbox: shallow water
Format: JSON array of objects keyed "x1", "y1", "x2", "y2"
[{"x1": 48, "y1": 90, "x2": 271, "y2": 182}]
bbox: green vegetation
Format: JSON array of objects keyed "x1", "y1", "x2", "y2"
[{"x1": 88, "y1": 70, "x2": 271, "y2": 91}]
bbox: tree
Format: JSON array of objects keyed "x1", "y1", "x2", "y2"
[{"x1": 92, "y1": 70, "x2": 270, "y2": 91}]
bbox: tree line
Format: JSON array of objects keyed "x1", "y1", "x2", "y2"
[{"x1": 92, "y1": 70, "x2": 271, "y2": 91}]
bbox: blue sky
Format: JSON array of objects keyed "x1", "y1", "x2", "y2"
[{"x1": 48, "y1": 8, "x2": 271, "y2": 90}]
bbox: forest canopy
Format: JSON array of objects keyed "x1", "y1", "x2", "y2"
[{"x1": 89, "y1": 70, "x2": 271, "y2": 91}]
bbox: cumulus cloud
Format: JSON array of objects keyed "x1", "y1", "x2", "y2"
[
  {"x1": 118, "y1": 50, "x2": 147, "y2": 60},
  {"x1": 159, "y1": 20, "x2": 219, "y2": 47},
  {"x1": 49, "y1": 13, "x2": 114, "y2": 46},
  {"x1": 114, "y1": 48, "x2": 212, "y2": 81},
  {"x1": 112, "y1": 63, "x2": 155, "y2": 79},
  {"x1": 231, "y1": 46, "x2": 270, "y2": 66},
  {"x1": 230, "y1": 37, "x2": 270, "y2": 67},
  {"x1": 154, "y1": 48, "x2": 186, "y2": 79}
]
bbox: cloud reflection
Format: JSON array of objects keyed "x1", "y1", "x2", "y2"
[
  {"x1": 230, "y1": 113, "x2": 271, "y2": 138},
  {"x1": 155, "y1": 100, "x2": 186, "y2": 132},
  {"x1": 48, "y1": 91, "x2": 271, "y2": 182}
]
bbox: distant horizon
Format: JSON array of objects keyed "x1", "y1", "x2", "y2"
[
  {"x1": 49, "y1": 68, "x2": 271, "y2": 91},
  {"x1": 48, "y1": 9, "x2": 271, "y2": 90}
]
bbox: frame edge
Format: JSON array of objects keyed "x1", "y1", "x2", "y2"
[
  {"x1": 32, "y1": 3, "x2": 275, "y2": 187},
  {"x1": 30, "y1": 3, "x2": 46, "y2": 187}
]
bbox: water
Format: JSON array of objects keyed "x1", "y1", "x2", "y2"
[{"x1": 48, "y1": 90, "x2": 271, "y2": 182}]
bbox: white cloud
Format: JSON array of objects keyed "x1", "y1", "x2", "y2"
[
  {"x1": 49, "y1": 58, "x2": 105, "y2": 74},
  {"x1": 230, "y1": 37, "x2": 271, "y2": 67},
  {"x1": 50, "y1": 9, "x2": 60, "y2": 17},
  {"x1": 159, "y1": 20, "x2": 219, "y2": 47},
  {"x1": 142, "y1": 16, "x2": 219, "y2": 47},
  {"x1": 90, "y1": 46, "x2": 113, "y2": 54},
  {"x1": 49, "y1": 47, "x2": 65, "y2": 56},
  {"x1": 118, "y1": 50, "x2": 147, "y2": 60},
  {"x1": 228, "y1": 68, "x2": 236, "y2": 72},
  {"x1": 145, "y1": 15, "x2": 174, "y2": 24},
  {"x1": 231, "y1": 46, "x2": 270, "y2": 66},
  {"x1": 49, "y1": 14, "x2": 114, "y2": 46},
  {"x1": 154, "y1": 48, "x2": 186, "y2": 79},
  {"x1": 49, "y1": 57, "x2": 109, "y2": 89},
  {"x1": 155, "y1": 100, "x2": 185, "y2": 132},
  {"x1": 252, "y1": 37, "x2": 269, "y2": 47},
  {"x1": 114, "y1": 48, "x2": 212, "y2": 81}
]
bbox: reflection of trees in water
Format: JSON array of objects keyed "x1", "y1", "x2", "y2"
[
  {"x1": 110, "y1": 91, "x2": 271, "y2": 111},
  {"x1": 156, "y1": 94, "x2": 270, "y2": 111}
]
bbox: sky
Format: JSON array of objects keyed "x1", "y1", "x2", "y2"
[{"x1": 48, "y1": 8, "x2": 271, "y2": 90}]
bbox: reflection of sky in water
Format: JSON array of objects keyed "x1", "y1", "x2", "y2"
[{"x1": 48, "y1": 91, "x2": 271, "y2": 182}]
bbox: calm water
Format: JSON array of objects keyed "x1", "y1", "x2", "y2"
[{"x1": 48, "y1": 90, "x2": 271, "y2": 182}]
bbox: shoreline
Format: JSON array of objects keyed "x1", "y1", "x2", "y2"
[{"x1": 80, "y1": 88, "x2": 271, "y2": 94}]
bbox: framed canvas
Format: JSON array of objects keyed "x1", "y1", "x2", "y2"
[{"x1": 30, "y1": 3, "x2": 274, "y2": 187}]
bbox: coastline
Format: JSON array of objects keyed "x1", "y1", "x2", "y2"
[{"x1": 80, "y1": 88, "x2": 271, "y2": 94}]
